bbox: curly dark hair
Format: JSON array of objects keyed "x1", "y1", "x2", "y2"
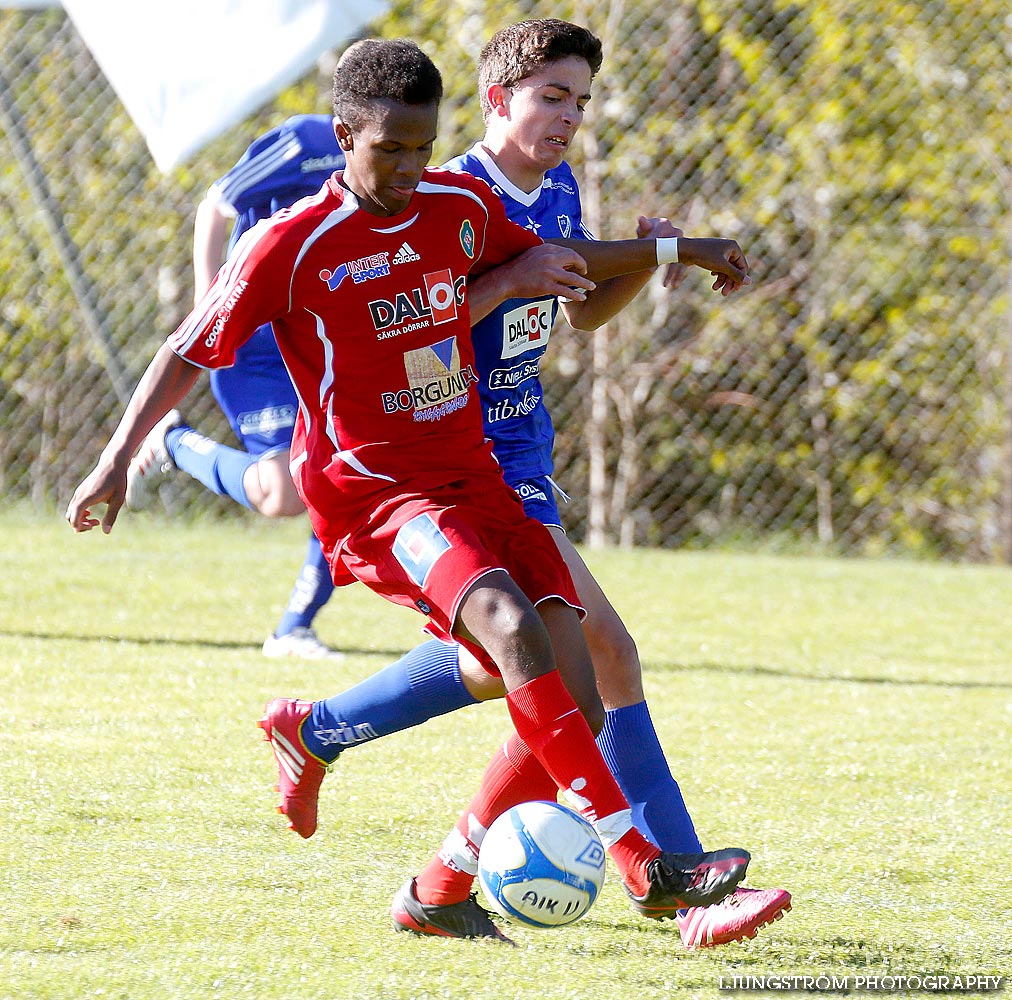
[
  {"x1": 478, "y1": 19, "x2": 603, "y2": 120},
  {"x1": 332, "y1": 38, "x2": 444, "y2": 130}
]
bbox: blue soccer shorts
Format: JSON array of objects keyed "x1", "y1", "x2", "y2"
[
  {"x1": 209, "y1": 323, "x2": 297, "y2": 458},
  {"x1": 510, "y1": 474, "x2": 569, "y2": 529}
]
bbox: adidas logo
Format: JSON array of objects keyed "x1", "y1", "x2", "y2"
[{"x1": 392, "y1": 242, "x2": 421, "y2": 264}]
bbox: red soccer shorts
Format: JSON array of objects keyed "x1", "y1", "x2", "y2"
[{"x1": 329, "y1": 471, "x2": 583, "y2": 656}]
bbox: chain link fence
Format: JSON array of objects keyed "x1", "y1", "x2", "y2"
[{"x1": 3, "y1": 1, "x2": 1010, "y2": 561}]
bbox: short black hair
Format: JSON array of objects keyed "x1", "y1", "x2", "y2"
[
  {"x1": 478, "y1": 19, "x2": 603, "y2": 120},
  {"x1": 332, "y1": 38, "x2": 444, "y2": 130}
]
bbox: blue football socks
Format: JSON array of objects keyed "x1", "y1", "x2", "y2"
[
  {"x1": 274, "y1": 533, "x2": 335, "y2": 637},
  {"x1": 164, "y1": 426, "x2": 332, "y2": 638},
  {"x1": 165, "y1": 425, "x2": 256, "y2": 509},
  {"x1": 302, "y1": 639, "x2": 478, "y2": 763},
  {"x1": 596, "y1": 700, "x2": 703, "y2": 853}
]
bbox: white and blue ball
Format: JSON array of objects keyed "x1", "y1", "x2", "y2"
[{"x1": 477, "y1": 800, "x2": 606, "y2": 929}]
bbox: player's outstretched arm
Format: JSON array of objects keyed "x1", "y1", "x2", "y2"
[
  {"x1": 554, "y1": 217, "x2": 682, "y2": 331},
  {"x1": 66, "y1": 344, "x2": 201, "y2": 535},
  {"x1": 636, "y1": 215, "x2": 688, "y2": 290},
  {"x1": 549, "y1": 218, "x2": 751, "y2": 330},
  {"x1": 633, "y1": 215, "x2": 752, "y2": 296},
  {"x1": 675, "y1": 236, "x2": 751, "y2": 296},
  {"x1": 468, "y1": 243, "x2": 595, "y2": 324},
  {"x1": 551, "y1": 232, "x2": 750, "y2": 295}
]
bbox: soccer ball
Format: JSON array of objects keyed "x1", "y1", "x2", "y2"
[{"x1": 477, "y1": 800, "x2": 606, "y2": 929}]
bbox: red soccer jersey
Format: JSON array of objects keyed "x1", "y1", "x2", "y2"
[{"x1": 169, "y1": 168, "x2": 541, "y2": 543}]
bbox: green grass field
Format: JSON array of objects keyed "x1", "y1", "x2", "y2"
[{"x1": 2, "y1": 508, "x2": 1009, "y2": 999}]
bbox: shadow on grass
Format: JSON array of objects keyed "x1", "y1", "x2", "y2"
[
  {"x1": 645, "y1": 658, "x2": 1012, "y2": 690},
  {"x1": 5, "y1": 629, "x2": 1009, "y2": 690},
  {"x1": 0, "y1": 628, "x2": 406, "y2": 660}
]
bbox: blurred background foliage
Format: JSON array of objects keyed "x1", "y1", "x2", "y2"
[{"x1": 2, "y1": 0, "x2": 1010, "y2": 560}]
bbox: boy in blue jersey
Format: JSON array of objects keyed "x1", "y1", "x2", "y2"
[
  {"x1": 127, "y1": 114, "x2": 346, "y2": 660},
  {"x1": 259, "y1": 22, "x2": 789, "y2": 947}
]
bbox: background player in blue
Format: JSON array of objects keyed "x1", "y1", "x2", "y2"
[
  {"x1": 261, "y1": 21, "x2": 790, "y2": 949},
  {"x1": 126, "y1": 114, "x2": 346, "y2": 660}
]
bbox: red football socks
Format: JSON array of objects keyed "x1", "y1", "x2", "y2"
[
  {"x1": 506, "y1": 670, "x2": 660, "y2": 896},
  {"x1": 414, "y1": 670, "x2": 661, "y2": 906},
  {"x1": 414, "y1": 734, "x2": 556, "y2": 905}
]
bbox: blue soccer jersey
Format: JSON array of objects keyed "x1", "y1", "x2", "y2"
[
  {"x1": 206, "y1": 114, "x2": 345, "y2": 453},
  {"x1": 211, "y1": 113, "x2": 346, "y2": 249},
  {"x1": 443, "y1": 142, "x2": 594, "y2": 486}
]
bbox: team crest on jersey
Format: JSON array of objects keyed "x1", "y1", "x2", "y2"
[
  {"x1": 558, "y1": 215, "x2": 572, "y2": 238},
  {"x1": 459, "y1": 219, "x2": 475, "y2": 258},
  {"x1": 380, "y1": 335, "x2": 479, "y2": 423},
  {"x1": 319, "y1": 252, "x2": 391, "y2": 290},
  {"x1": 393, "y1": 513, "x2": 451, "y2": 587}
]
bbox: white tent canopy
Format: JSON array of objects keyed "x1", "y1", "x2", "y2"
[{"x1": 9, "y1": 0, "x2": 387, "y2": 170}]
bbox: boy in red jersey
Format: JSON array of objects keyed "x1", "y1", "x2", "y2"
[{"x1": 66, "y1": 38, "x2": 750, "y2": 941}]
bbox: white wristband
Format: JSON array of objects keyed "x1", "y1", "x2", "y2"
[{"x1": 655, "y1": 237, "x2": 679, "y2": 265}]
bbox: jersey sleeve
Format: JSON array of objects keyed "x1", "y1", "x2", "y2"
[
  {"x1": 210, "y1": 122, "x2": 299, "y2": 217},
  {"x1": 167, "y1": 221, "x2": 292, "y2": 369},
  {"x1": 470, "y1": 176, "x2": 542, "y2": 275}
]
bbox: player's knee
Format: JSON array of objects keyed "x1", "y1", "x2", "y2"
[
  {"x1": 244, "y1": 456, "x2": 304, "y2": 517},
  {"x1": 459, "y1": 583, "x2": 552, "y2": 685},
  {"x1": 490, "y1": 594, "x2": 547, "y2": 655},
  {"x1": 256, "y1": 491, "x2": 305, "y2": 518}
]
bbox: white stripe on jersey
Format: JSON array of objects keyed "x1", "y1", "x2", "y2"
[
  {"x1": 216, "y1": 132, "x2": 302, "y2": 209},
  {"x1": 168, "y1": 186, "x2": 345, "y2": 356},
  {"x1": 303, "y1": 307, "x2": 395, "y2": 483},
  {"x1": 326, "y1": 393, "x2": 396, "y2": 483},
  {"x1": 416, "y1": 178, "x2": 491, "y2": 259},
  {"x1": 307, "y1": 308, "x2": 335, "y2": 408},
  {"x1": 291, "y1": 199, "x2": 358, "y2": 304},
  {"x1": 289, "y1": 395, "x2": 312, "y2": 478},
  {"x1": 370, "y1": 212, "x2": 419, "y2": 235},
  {"x1": 169, "y1": 285, "x2": 227, "y2": 356},
  {"x1": 416, "y1": 178, "x2": 490, "y2": 211}
]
